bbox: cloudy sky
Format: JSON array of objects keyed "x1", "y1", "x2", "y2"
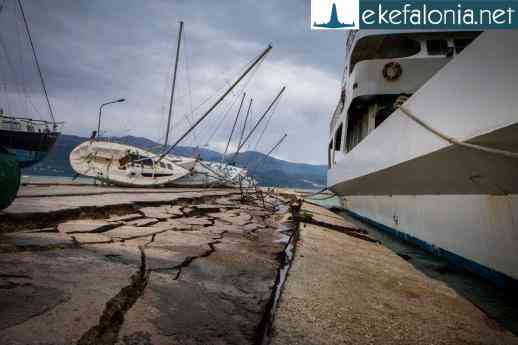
[{"x1": 0, "y1": 0, "x2": 346, "y2": 165}]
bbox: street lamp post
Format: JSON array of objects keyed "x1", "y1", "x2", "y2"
[{"x1": 97, "y1": 98, "x2": 125, "y2": 138}]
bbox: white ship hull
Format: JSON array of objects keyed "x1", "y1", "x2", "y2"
[
  {"x1": 342, "y1": 194, "x2": 518, "y2": 286},
  {"x1": 328, "y1": 31, "x2": 518, "y2": 286}
]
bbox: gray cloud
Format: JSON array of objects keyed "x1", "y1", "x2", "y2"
[{"x1": 1, "y1": 0, "x2": 345, "y2": 164}]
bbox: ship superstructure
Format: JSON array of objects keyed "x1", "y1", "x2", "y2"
[{"x1": 328, "y1": 30, "x2": 518, "y2": 287}]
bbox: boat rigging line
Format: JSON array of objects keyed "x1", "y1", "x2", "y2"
[
  {"x1": 202, "y1": 52, "x2": 264, "y2": 150},
  {"x1": 16, "y1": 0, "x2": 55, "y2": 124},
  {"x1": 248, "y1": 133, "x2": 287, "y2": 171},
  {"x1": 224, "y1": 92, "x2": 246, "y2": 156},
  {"x1": 230, "y1": 86, "x2": 286, "y2": 162},
  {"x1": 156, "y1": 44, "x2": 273, "y2": 162},
  {"x1": 154, "y1": 29, "x2": 259, "y2": 149},
  {"x1": 204, "y1": 89, "x2": 242, "y2": 146},
  {"x1": 253, "y1": 94, "x2": 281, "y2": 151},
  {"x1": 236, "y1": 98, "x2": 253, "y2": 153}
]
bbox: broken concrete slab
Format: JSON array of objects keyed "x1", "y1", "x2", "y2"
[
  {"x1": 125, "y1": 218, "x2": 160, "y2": 227},
  {"x1": 58, "y1": 220, "x2": 121, "y2": 234},
  {"x1": 176, "y1": 217, "x2": 214, "y2": 227},
  {"x1": 243, "y1": 223, "x2": 267, "y2": 232},
  {"x1": 0, "y1": 249, "x2": 137, "y2": 345},
  {"x1": 116, "y1": 224, "x2": 285, "y2": 345},
  {"x1": 139, "y1": 207, "x2": 174, "y2": 221},
  {"x1": 192, "y1": 204, "x2": 225, "y2": 212},
  {"x1": 153, "y1": 219, "x2": 195, "y2": 231},
  {"x1": 102, "y1": 226, "x2": 169, "y2": 241},
  {"x1": 165, "y1": 205, "x2": 184, "y2": 218},
  {"x1": 0, "y1": 232, "x2": 74, "y2": 251},
  {"x1": 212, "y1": 212, "x2": 252, "y2": 226},
  {"x1": 69, "y1": 233, "x2": 113, "y2": 244},
  {"x1": 180, "y1": 206, "x2": 194, "y2": 216},
  {"x1": 107, "y1": 213, "x2": 143, "y2": 223},
  {"x1": 0, "y1": 184, "x2": 289, "y2": 345}
]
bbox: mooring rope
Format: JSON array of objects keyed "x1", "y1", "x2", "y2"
[
  {"x1": 399, "y1": 106, "x2": 518, "y2": 160},
  {"x1": 298, "y1": 187, "x2": 338, "y2": 201}
]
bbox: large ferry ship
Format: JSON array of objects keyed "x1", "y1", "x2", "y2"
[{"x1": 328, "y1": 30, "x2": 518, "y2": 287}]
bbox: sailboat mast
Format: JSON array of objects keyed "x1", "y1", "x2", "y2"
[
  {"x1": 17, "y1": 0, "x2": 55, "y2": 124},
  {"x1": 249, "y1": 133, "x2": 287, "y2": 170},
  {"x1": 164, "y1": 21, "x2": 184, "y2": 148},
  {"x1": 223, "y1": 92, "x2": 246, "y2": 157},
  {"x1": 235, "y1": 86, "x2": 285, "y2": 154},
  {"x1": 236, "y1": 98, "x2": 253, "y2": 154},
  {"x1": 158, "y1": 44, "x2": 272, "y2": 161}
]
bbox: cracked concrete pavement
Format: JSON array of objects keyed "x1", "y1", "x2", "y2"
[{"x1": 0, "y1": 185, "x2": 291, "y2": 345}]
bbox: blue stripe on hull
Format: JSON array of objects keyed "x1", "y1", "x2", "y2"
[
  {"x1": 5, "y1": 148, "x2": 48, "y2": 168},
  {"x1": 344, "y1": 208, "x2": 518, "y2": 290}
]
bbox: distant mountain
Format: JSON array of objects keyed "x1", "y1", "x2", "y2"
[{"x1": 23, "y1": 134, "x2": 327, "y2": 189}]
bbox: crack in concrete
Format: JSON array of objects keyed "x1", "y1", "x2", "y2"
[
  {"x1": 67, "y1": 222, "x2": 123, "y2": 235},
  {"x1": 0, "y1": 243, "x2": 80, "y2": 254},
  {"x1": 113, "y1": 229, "x2": 170, "y2": 243},
  {"x1": 151, "y1": 231, "x2": 227, "y2": 279},
  {"x1": 256, "y1": 202, "x2": 301, "y2": 345},
  {"x1": 2, "y1": 193, "x2": 241, "y2": 233},
  {"x1": 143, "y1": 233, "x2": 157, "y2": 247},
  {"x1": 0, "y1": 280, "x2": 32, "y2": 289},
  {"x1": 76, "y1": 246, "x2": 150, "y2": 345},
  {"x1": 0, "y1": 274, "x2": 31, "y2": 279},
  {"x1": 304, "y1": 218, "x2": 378, "y2": 244}
]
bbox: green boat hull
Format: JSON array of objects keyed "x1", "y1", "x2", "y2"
[{"x1": 0, "y1": 151, "x2": 21, "y2": 210}]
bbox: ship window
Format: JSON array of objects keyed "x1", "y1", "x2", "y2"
[
  {"x1": 350, "y1": 35, "x2": 421, "y2": 73},
  {"x1": 334, "y1": 124, "x2": 343, "y2": 151},
  {"x1": 159, "y1": 162, "x2": 166, "y2": 169},
  {"x1": 427, "y1": 39, "x2": 448, "y2": 55},
  {"x1": 453, "y1": 38, "x2": 475, "y2": 54},
  {"x1": 346, "y1": 111, "x2": 364, "y2": 152},
  {"x1": 142, "y1": 159, "x2": 153, "y2": 167}
]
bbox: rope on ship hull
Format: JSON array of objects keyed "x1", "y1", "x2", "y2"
[{"x1": 399, "y1": 106, "x2": 518, "y2": 160}]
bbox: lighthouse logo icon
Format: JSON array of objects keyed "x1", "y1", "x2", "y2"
[{"x1": 311, "y1": 0, "x2": 359, "y2": 30}]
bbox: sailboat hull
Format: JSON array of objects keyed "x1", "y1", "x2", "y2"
[
  {"x1": 70, "y1": 141, "x2": 190, "y2": 187},
  {"x1": 0, "y1": 129, "x2": 59, "y2": 168}
]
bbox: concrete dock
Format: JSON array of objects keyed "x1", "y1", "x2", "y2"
[
  {"x1": 1, "y1": 184, "x2": 291, "y2": 345},
  {"x1": 271, "y1": 202, "x2": 518, "y2": 345},
  {"x1": 1, "y1": 185, "x2": 517, "y2": 344}
]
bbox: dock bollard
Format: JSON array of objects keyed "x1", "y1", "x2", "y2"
[{"x1": 289, "y1": 199, "x2": 302, "y2": 226}]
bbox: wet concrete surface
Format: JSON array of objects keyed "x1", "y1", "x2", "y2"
[
  {"x1": 0, "y1": 185, "x2": 292, "y2": 345},
  {"x1": 4, "y1": 187, "x2": 516, "y2": 345},
  {"x1": 270, "y1": 201, "x2": 518, "y2": 345}
]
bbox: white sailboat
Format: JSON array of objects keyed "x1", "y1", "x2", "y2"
[
  {"x1": 70, "y1": 21, "x2": 272, "y2": 188},
  {"x1": 328, "y1": 30, "x2": 518, "y2": 287},
  {"x1": 69, "y1": 140, "x2": 190, "y2": 187}
]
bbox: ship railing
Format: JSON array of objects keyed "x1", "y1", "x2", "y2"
[{"x1": 0, "y1": 114, "x2": 63, "y2": 133}]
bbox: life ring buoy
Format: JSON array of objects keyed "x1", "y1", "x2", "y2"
[{"x1": 383, "y1": 62, "x2": 402, "y2": 82}]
